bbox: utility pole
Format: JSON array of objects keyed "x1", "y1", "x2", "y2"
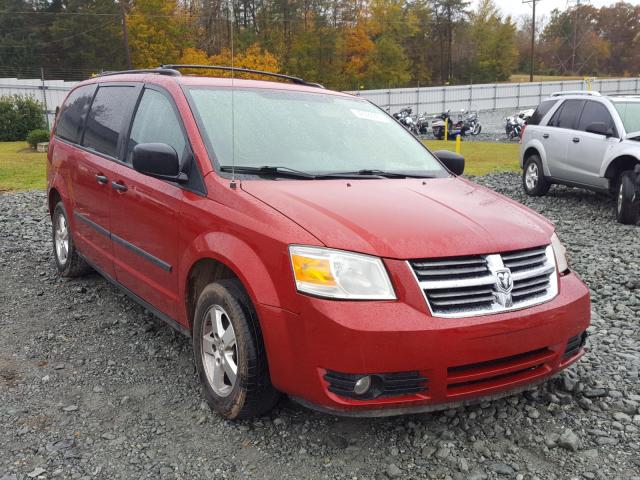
[
  {"x1": 119, "y1": 1, "x2": 132, "y2": 69},
  {"x1": 570, "y1": 0, "x2": 581, "y2": 74},
  {"x1": 523, "y1": 0, "x2": 541, "y2": 82}
]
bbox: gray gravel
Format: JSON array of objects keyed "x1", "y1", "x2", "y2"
[{"x1": 1, "y1": 175, "x2": 639, "y2": 480}]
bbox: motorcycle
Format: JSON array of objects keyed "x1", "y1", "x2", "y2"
[
  {"x1": 505, "y1": 108, "x2": 534, "y2": 140},
  {"x1": 393, "y1": 106, "x2": 420, "y2": 135},
  {"x1": 416, "y1": 113, "x2": 429, "y2": 135},
  {"x1": 462, "y1": 110, "x2": 481, "y2": 135},
  {"x1": 431, "y1": 110, "x2": 470, "y2": 140}
]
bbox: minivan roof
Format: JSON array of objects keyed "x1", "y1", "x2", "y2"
[{"x1": 82, "y1": 71, "x2": 353, "y2": 98}]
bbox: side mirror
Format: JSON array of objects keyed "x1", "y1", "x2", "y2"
[
  {"x1": 132, "y1": 143, "x2": 188, "y2": 183},
  {"x1": 586, "y1": 122, "x2": 614, "y2": 137},
  {"x1": 434, "y1": 150, "x2": 465, "y2": 175}
]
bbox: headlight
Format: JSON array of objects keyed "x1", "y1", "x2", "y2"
[
  {"x1": 289, "y1": 246, "x2": 396, "y2": 300},
  {"x1": 550, "y1": 233, "x2": 570, "y2": 273}
]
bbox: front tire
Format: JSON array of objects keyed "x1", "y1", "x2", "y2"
[
  {"x1": 193, "y1": 279, "x2": 280, "y2": 419},
  {"x1": 523, "y1": 155, "x2": 551, "y2": 196},
  {"x1": 52, "y1": 202, "x2": 91, "y2": 277},
  {"x1": 616, "y1": 170, "x2": 639, "y2": 225}
]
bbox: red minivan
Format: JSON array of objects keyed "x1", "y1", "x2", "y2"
[{"x1": 47, "y1": 67, "x2": 590, "y2": 419}]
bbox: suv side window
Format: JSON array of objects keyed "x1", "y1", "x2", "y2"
[
  {"x1": 82, "y1": 85, "x2": 139, "y2": 158},
  {"x1": 577, "y1": 101, "x2": 616, "y2": 136},
  {"x1": 529, "y1": 99, "x2": 558, "y2": 126},
  {"x1": 126, "y1": 89, "x2": 186, "y2": 164},
  {"x1": 55, "y1": 84, "x2": 96, "y2": 144},
  {"x1": 547, "y1": 99, "x2": 585, "y2": 130}
]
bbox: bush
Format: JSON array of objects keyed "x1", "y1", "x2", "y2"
[
  {"x1": 26, "y1": 129, "x2": 50, "y2": 149},
  {"x1": 0, "y1": 95, "x2": 47, "y2": 142}
]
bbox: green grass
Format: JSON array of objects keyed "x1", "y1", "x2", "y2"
[
  {"x1": 0, "y1": 139, "x2": 518, "y2": 191},
  {"x1": 0, "y1": 142, "x2": 47, "y2": 192},
  {"x1": 424, "y1": 140, "x2": 520, "y2": 176}
]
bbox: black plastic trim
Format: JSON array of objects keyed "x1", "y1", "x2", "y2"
[{"x1": 73, "y1": 212, "x2": 172, "y2": 272}]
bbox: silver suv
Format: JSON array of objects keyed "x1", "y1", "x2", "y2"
[{"x1": 520, "y1": 92, "x2": 640, "y2": 224}]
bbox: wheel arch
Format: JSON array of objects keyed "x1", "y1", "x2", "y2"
[
  {"x1": 48, "y1": 188, "x2": 62, "y2": 216},
  {"x1": 521, "y1": 141, "x2": 549, "y2": 176},
  {"x1": 179, "y1": 233, "x2": 285, "y2": 331},
  {"x1": 603, "y1": 154, "x2": 640, "y2": 184}
]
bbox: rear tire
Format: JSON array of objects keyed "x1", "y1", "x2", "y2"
[
  {"x1": 616, "y1": 170, "x2": 639, "y2": 225},
  {"x1": 52, "y1": 202, "x2": 91, "y2": 277},
  {"x1": 192, "y1": 279, "x2": 280, "y2": 420},
  {"x1": 523, "y1": 155, "x2": 551, "y2": 196}
]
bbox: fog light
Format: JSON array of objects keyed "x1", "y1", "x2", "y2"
[{"x1": 353, "y1": 376, "x2": 371, "y2": 395}]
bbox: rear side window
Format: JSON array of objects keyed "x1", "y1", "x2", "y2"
[
  {"x1": 126, "y1": 89, "x2": 186, "y2": 164},
  {"x1": 82, "y1": 86, "x2": 139, "y2": 158},
  {"x1": 548, "y1": 100, "x2": 585, "y2": 130},
  {"x1": 577, "y1": 101, "x2": 616, "y2": 135},
  {"x1": 55, "y1": 85, "x2": 95, "y2": 144},
  {"x1": 529, "y1": 100, "x2": 558, "y2": 126}
]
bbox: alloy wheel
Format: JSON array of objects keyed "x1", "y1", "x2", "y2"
[
  {"x1": 525, "y1": 163, "x2": 539, "y2": 190},
  {"x1": 201, "y1": 304, "x2": 238, "y2": 397},
  {"x1": 54, "y1": 214, "x2": 69, "y2": 265}
]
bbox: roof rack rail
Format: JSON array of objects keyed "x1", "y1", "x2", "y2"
[
  {"x1": 97, "y1": 68, "x2": 181, "y2": 77},
  {"x1": 550, "y1": 90, "x2": 601, "y2": 97},
  {"x1": 160, "y1": 64, "x2": 324, "y2": 88}
]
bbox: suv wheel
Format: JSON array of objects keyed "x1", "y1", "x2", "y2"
[
  {"x1": 193, "y1": 279, "x2": 280, "y2": 419},
  {"x1": 523, "y1": 155, "x2": 551, "y2": 196},
  {"x1": 52, "y1": 202, "x2": 91, "y2": 277},
  {"x1": 616, "y1": 170, "x2": 639, "y2": 225}
]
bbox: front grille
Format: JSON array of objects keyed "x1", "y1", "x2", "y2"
[
  {"x1": 447, "y1": 347, "x2": 555, "y2": 396},
  {"x1": 324, "y1": 370, "x2": 428, "y2": 400},
  {"x1": 409, "y1": 245, "x2": 558, "y2": 318}
]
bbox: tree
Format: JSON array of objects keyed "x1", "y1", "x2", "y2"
[
  {"x1": 429, "y1": 0, "x2": 470, "y2": 83},
  {"x1": 466, "y1": 0, "x2": 518, "y2": 82}
]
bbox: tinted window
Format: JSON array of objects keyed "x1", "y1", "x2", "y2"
[
  {"x1": 529, "y1": 99, "x2": 558, "y2": 126},
  {"x1": 55, "y1": 85, "x2": 95, "y2": 143},
  {"x1": 548, "y1": 100, "x2": 585, "y2": 129},
  {"x1": 126, "y1": 89, "x2": 186, "y2": 164},
  {"x1": 578, "y1": 101, "x2": 616, "y2": 134},
  {"x1": 83, "y1": 86, "x2": 138, "y2": 158}
]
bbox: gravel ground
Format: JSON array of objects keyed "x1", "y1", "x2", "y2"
[{"x1": 1, "y1": 175, "x2": 639, "y2": 480}]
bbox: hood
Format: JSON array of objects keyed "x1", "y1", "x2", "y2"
[
  {"x1": 623, "y1": 130, "x2": 640, "y2": 141},
  {"x1": 242, "y1": 177, "x2": 554, "y2": 259}
]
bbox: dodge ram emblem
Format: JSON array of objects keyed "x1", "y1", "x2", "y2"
[{"x1": 494, "y1": 268, "x2": 513, "y2": 307}]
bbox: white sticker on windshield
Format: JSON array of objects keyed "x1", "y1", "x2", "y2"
[{"x1": 350, "y1": 109, "x2": 391, "y2": 123}]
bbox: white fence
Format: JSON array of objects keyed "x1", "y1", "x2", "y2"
[
  {"x1": 0, "y1": 77, "x2": 78, "y2": 128},
  {"x1": 349, "y1": 78, "x2": 640, "y2": 115},
  {"x1": 2, "y1": 76, "x2": 640, "y2": 130}
]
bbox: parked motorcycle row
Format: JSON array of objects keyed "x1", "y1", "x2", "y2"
[
  {"x1": 505, "y1": 108, "x2": 534, "y2": 140},
  {"x1": 389, "y1": 107, "x2": 482, "y2": 139}
]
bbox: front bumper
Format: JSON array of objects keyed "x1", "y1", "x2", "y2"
[{"x1": 258, "y1": 270, "x2": 590, "y2": 416}]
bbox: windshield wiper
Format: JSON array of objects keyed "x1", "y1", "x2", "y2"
[
  {"x1": 220, "y1": 165, "x2": 316, "y2": 179},
  {"x1": 332, "y1": 169, "x2": 437, "y2": 179}
]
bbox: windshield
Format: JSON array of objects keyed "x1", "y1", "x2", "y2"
[
  {"x1": 613, "y1": 102, "x2": 640, "y2": 134},
  {"x1": 187, "y1": 87, "x2": 446, "y2": 177}
]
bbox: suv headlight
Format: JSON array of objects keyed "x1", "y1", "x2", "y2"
[
  {"x1": 289, "y1": 246, "x2": 396, "y2": 300},
  {"x1": 551, "y1": 233, "x2": 570, "y2": 273}
]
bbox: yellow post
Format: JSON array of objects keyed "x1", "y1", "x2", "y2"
[
  {"x1": 455, "y1": 134, "x2": 461, "y2": 155},
  {"x1": 444, "y1": 117, "x2": 448, "y2": 141}
]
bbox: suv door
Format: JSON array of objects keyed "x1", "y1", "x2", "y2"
[
  {"x1": 566, "y1": 100, "x2": 618, "y2": 188},
  {"x1": 108, "y1": 86, "x2": 194, "y2": 319},
  {"x1": 542, "y1": 99, "x2": 585, "y2": 181}
]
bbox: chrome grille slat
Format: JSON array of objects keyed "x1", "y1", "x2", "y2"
[
  {"x1": 410, "y1": 245, "x2": 558, "y2": 318},
  {"x1": 414, "y1": 265, "x2": 489, "y2": 277}
]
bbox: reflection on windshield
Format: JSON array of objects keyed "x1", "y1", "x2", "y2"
[
  {"x1": 187, "y1": 87, "x2": 446, "y2": 177},
  {"x1": 614, "y1": 102, "x2": 640, "y2": 133}
]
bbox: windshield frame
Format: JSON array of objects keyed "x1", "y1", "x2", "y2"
[{"x1": 182, "y1": 84, "x2": 450, "y2": 180}]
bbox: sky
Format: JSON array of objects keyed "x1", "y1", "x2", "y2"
[{"x1": 475, "y1": 0, "x2": 640, "y2": 21}]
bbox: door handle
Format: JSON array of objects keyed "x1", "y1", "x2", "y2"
[
  {"x1": 111, "y1": 181, "x2": 128, "y2": 192},
  {"x1": 95, "y1": 174, "x2": 108, "y2": 185},
  {"x1": 572, "y1": 137, "x2": 580, "y2": 143},
  {"x1": 543, "y1": 133, "x2": 549, "y2": 139}
]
